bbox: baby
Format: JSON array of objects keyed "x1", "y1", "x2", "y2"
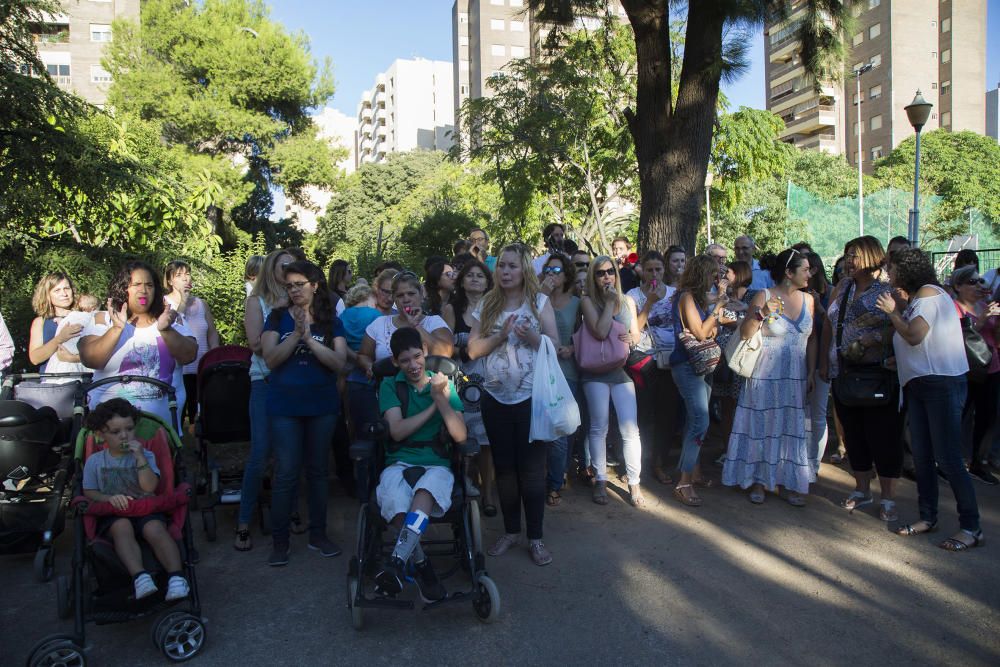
[{"x1": 77, "y1": 294, "x2": 100, "y2": 312}]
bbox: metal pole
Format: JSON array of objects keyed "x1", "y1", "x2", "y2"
[
  {"x1": 705, "y1": 185, "x2": 712, "y2": 245},
  {"x1": 911, "y1": 129, "x2": 921, "y2": 245},
  {"x1": 857, "y1": 72, "x2": 864, "y2": 236}
]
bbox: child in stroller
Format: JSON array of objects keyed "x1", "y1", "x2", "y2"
[
  {"x1": 81, "y1": 398, "x2": 190, "y2": 601},
  {"x1": 373, "y1": 327, "x2": 467, "y2": 602}
]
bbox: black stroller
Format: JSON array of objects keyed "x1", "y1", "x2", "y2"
[
  {"x1": 27, "y1": 376, "x2": 206, "y2": 666},
  {"x1": 346, "y1": 356, "x2": 500, "y2": 629},
  {"x1": 0, "y1": 372, "x2": 90, "y2": 582},
  {"x1": 192, "y1": 345, "x2": 256, "y2": 541}
]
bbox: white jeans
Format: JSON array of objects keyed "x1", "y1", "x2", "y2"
[
  {"x1": 584, "y1": 381, "x2": 642, "y2": 483},
  {"x1": 808, "y1": 377, "x2": 830, "y2": 477}
]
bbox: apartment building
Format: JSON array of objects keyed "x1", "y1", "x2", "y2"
[
  {"x1": 764, "y1": 0, "x2": 986, "y2": 172},
  {"x1": 31, "y1": 0, "x2": 140, "y2": 107},
  {"x1": 355, "y1": 58, "x2": 454, "y2": 167},
  {"x1": 988, "y1": 84, "x2": 1000, "y2": 143}
]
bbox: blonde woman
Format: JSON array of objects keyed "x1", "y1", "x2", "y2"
[
  {"x1": 28, "y1": 272, "x2": 84, "y2": 372},
  {"x1": 580, "y1": 256, "x2": 644, "y2": 508},
  {"x1": 468, "y1": 244, "x2": 559, "y2": 566}
]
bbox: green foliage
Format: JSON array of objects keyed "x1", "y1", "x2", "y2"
[
  {"x1": 192, "y1": 236, "x2": 266, "y2": 345},
  {"x1": 397, "y1": 210, "x2": 477, "y2": 271}
]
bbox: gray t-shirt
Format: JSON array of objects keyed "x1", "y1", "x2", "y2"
[{"x1": 82, "y1": 449, "x2": 160, "y2": 498}]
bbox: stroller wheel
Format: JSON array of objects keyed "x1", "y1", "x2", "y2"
[
  {"x1": 153, "y1": 611, "x2": 207, "y2": 662},
  {"x1": 55, "y1": 575, "x2": 72, "y2": 620},
  {"x1": 473, "y1": 574, "x2": 500, "y2": 623},
  {"x1": 34, "y1": 546, "x2": 55, "y2": 583},
  {"x1": 347, "y1": 575, "x2": 364, "y2": 631},
  {"x1": 27, "y1": 634, "x2": 86, "y2": 667}
]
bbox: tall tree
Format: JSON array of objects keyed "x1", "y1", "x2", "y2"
[{"x1": 527, "y1": 0, "x2": 852, "y2": 253}]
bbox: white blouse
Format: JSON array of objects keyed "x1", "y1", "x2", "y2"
[{"x1": 892, "y1": 285, "x2": 968, "y2": 387}]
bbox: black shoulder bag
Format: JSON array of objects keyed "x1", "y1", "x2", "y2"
[{"x1": 831, "y1": 282, "x2": 898, "y2": 408}]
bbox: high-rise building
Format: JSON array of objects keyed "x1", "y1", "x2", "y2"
[
  {"x1": 355, "y1": 58, "x2": 454, "y2": 167},
  {"x1": 987, "y1": 84, "x2": 1000, "y2": 143},
  {"x1": 30, "y1": 0, "x2": 140, "y2": 107},
  {"x1": 764, "y1": 0, "x2": 987, "y2": 172},
  {"x1": 283, "y1": 107, "x2": 357, "y2": 233}
]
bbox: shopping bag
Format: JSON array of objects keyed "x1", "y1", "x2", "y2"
[{"x1": 529, "y1": 335, "x2": 581, "y2": 442}]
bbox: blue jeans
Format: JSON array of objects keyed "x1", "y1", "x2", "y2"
[
  {"x1": 547, "y1": 437, "x2": 569, "y2": 492},
  {"x1": 672, "y1": 360, "x2": 712, "y2": 474},
  {"x1": 270, "y1": 412, "x2": 338, "y2": 543},
  {"x1": 906, "y1": 375, "x2": 980, "y2": 532},
  {"x1": 238, "y1": 380, "x2": 291, "y2": 525}
]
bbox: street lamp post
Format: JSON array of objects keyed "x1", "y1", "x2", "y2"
[
  {"x1": 904, "y1": 90, "x2": 933, "y2": 245},
  {"x1": 853, "y1": 63, "x2": 873, "y2": 237},
  {"x1": 704, "y1": 171, "x2": 714, "y2": 245}
]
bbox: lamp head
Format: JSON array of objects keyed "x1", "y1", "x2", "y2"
[{"x1": 904, "y1": 90, "x2": 933, "y2": 132}]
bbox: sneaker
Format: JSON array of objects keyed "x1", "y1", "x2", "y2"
[
  {"x1": 267, "y1": 543, "x2": 290, "y2": 567},
  {"x1": 307, "y1": 536, "x2": 343, "y2": 557},
  {"x1": 487, "y1": 533, "x2": 521, "y2": 557},
  {"x1": 165, "y1": 576, "x2": 190, "y2": 601},
  {"x1": 969, "y1": 466, "x2": 1000, "y2": 486},
  {"x1": 374, "y1": 556, "x2": 405, "y2": 596},
  {"x1": 413, "y1": 559, "x2": 446, "y2": 602},
  {"x1": 133, "y1": 573, "x2": 158, "y2": 600},
  {"x1": 528, "y1": 540, "x2": 552, "y2": 566}
]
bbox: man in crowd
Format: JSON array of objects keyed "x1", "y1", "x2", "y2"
[
  {"x1": 734, "y1": 235, "x2": 774, "y2": 290},
  {"x1": 611, "y1": 237, "x2": 639, "y2": 292},
  {"x1": 533, "y1": 223, "x2": 567, "y2": 275},
  {"x1": 468, "y1": 228, "x2": 496, "y2": 273}
]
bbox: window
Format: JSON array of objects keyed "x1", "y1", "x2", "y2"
[
  {"x1": 941, "y1": 49, "x2": 951, "y2": 63},
  {"x1": 90, "y1": 24, "x2": 111, "y2": 42},
  {"x1": 458, "y1": 12, "x2": 468, "y2": 24},
  {"x1": 852, "y1": 92, "x2": 860, "y2": 105},
  {"x1": 870, "y1": 114, "x2": 882, "y2": 131},
  {"x1": 870, "y1": 145, "x2": 884, "y2": 160},
  {"x1": 490, "y1": 44, "x2": 505, "y2": 57},
  {"x1": 870, "y1": 53, "x2": 881, "y2": 68},
  {"x1": 853, "y1": 121, "x2": 859, "y2": 136},
  {"x1": 90, "y1": 65, "x2": 111, "y2": 83},
  {"x1": 490, "y1": 18, "x2": 504, "y2": 30},
  {"x1": 460, "y1": 84, "x2": 468, "y2": 95},
  {"x1": 459, "y1": 34, "x2": 468, "y2": 46},
  {"x1": 510, "y1": 20, "x2": 524, "y2": 32},
  {"x1": 852, "y1": 61, "x2": 863, "y2": 73},
  {"x1": 931, "y1": 82, "x2": 937, "y2": 89},
  {"x1": 941, "y1": 80, "x2": 951, "y2": 95},
  {"x1": 942, "y1": 111, "x2": 951, "y2": 126},
  {"x1": 869, "y1": 84, "x2": 882, "y2": 99},
  {"x1": 490, "y1": 0, "x2": 504, "y2": 5},
  {"x1": 46, "y1": 63, "x2": 70, "y2": 77},
  {"x1": 510, "y1": 45, "x2": 525, "y2": 58},
  {"x1": 868, "y1": 23, "x2": 880, "y2": 39},
  {"x1": 853, "y1": 32, "x2": 863, "y2": 46},
  {"x1": 942, "y1": 17, "x2": 951, "y2": 32},
  {"x1": 931, "y1": 20, "x2": 936, "y2": 27},
  {"x1": 868, "y1": 0, "x2": 881, "y2": 7}
]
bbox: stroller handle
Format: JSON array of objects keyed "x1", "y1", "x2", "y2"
[{"x1": 79, "y1": 375, "x2": 177, "y2": 399}]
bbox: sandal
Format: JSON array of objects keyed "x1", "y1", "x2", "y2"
[
  {"x1": 692, "y1": 477, "x2": 715, "y2": 488},
  {"x1": 629, "y1": 485, "x2": 646, "y2": 509},
  {"x1": 673, "y1": 484, "x2": 702, "y2": 507},
  {"x1": 938, "y1": 530, "x2": 984, "y2": 552},
  {"x1": 233, "y1": 528, "x2": 252, "y2": 552},
  {"x1": 782, "y1": 491, "x2": 806, "y2": 507},
  {"x1": 546, "y1": 490, "x2": 562, "y2": 507},
  {"x1": 839, "y1": 491, "x2": 873, "y2": 513},
  {"x1": 879, "y1": 499, "x2": 899, "y2": 522},
  {"x1": 592, "y1": 481, "x2": 608, "y2": 505},
  {"x1": 578, "y1": 465, "x2": 596, "y2": 487},
  {"x1": 748, "y1": 487, "x2": 765, "y2": 504},
  {"x1": 896, "y1": 520, "x2": 938, "y2": 536},
  {"x1": 652, "y1": 466, "x2": 673, "y2": 485}
]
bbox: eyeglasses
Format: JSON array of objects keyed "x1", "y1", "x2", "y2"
[
  {"x1": 574, "y1": 261, "x2": 589, "y2": 268},
  {"x1": 542, "y1": 266, "x2": 564, "y2": 275},
  {"x1": 469, "y1": 236, "x2": 487, "y2": 244},
  {"x1": 285, "y1": 281, "x2": 311, "y2": 293},
  {"x1": 443, "y1": 270, "x2": 457, "y2": 279},
  {"x1": 593, "y1": 268, "x2": 616, "y2": 278},
  {"x1": 710, "y1": 253, "x2": 726, "y2": 260},
  {"x1": 963, "y1": 278, "x2": 986, "y2": 286}
]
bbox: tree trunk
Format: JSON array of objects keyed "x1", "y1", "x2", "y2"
[{"x1": 623, "y1": 0, "x2": 724, "y2": 255}]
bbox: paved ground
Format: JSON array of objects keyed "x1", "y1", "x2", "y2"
[{"x1": 3, "y1": 448, "x2": 999, "y2": 666}]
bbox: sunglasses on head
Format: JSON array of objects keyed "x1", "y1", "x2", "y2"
[
  {"x1": 594, "y1": 268, "x2": 616, "y2": 278},
  {"x1": 542, "y1": 266, "x2": 564, "y2": 275},
  {"x1": 784, "y1": 248, "x2": 801, "y2": 269},
  {"x1": 391, "y1": 270, "x2": 418, "y2": 287}
]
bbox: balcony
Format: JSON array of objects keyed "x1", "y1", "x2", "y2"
[
  {"x1": 769, "y1": 58, "x2": 803, "y2": 84},
  {"x1": 359, "y1": 105, "x2": 372, "y2": 122},
  {"x1": 782, "y1": 103, "x2": 837, "y2": 135},
  {"x1": 798, "y1": 133, "x2": 840, "y2": 153}
]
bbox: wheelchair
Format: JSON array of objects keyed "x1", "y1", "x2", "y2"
[
  {"x1": 27, "y1": 376, "x2": 206, "y2": 666},
  {"x1": 346, "y1": 355, "x2": 500, "y2": 629}
]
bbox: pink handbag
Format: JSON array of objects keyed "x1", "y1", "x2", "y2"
[{"x1": 572, "y1": 319, "x2": 629, "y2": 374}]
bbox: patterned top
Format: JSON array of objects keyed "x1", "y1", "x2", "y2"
[
  {"x1": 830, "y1": 277, "x2": 893, "y2": 378},
  {"x1": 472, "y1": 294, "x2": 548, "y2": 405}
]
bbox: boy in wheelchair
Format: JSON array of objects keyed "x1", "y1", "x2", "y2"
[{"x1": 374, "y1": 327, "x2": 467, "y2": 602}]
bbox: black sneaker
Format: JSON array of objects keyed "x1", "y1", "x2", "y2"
[
  {"x1": 969, "y1": 466, "x2": 1000, "y2": 486},
  {"x1": 267, "y1": 543, "x2": 290, "y2": 567},
  {"x1": 374, "y1": 557, "x2": 405, "y2": 596},
  {"x1": 414, "y1": 559, "x2": 446, "y2": 603},
  {"x1": 307, "y1": 536, "x2": 343, "y2": 557}
]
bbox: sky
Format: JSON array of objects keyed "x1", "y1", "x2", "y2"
[{"x1": 268, "y1": 0, "x2": 1000, "y2": 117}]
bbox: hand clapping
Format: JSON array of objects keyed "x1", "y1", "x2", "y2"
[{"x1": 156, "y1": 303, "x2": 179, "y2": 331}]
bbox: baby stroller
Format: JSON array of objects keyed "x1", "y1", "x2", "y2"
[
  {"x1": 346, "y1": 356, "x2": 500, "y2": 629},
  {"x1": 193, "y1": 345, "x2": 256, "y2": 541},
  {"x1": 27, "y1": 376, "x2": 206, "y2": 666},
  {"x1": 0, "y1": 371, "x2": 90, "y2": 583}
]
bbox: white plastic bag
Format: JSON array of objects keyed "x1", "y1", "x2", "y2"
[{"x1": 529, "y1": 335, "x2": 581, "y2": 442}]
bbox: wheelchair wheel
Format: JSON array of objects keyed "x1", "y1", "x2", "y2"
[
  {"x1": 34, "y1": 545, "x2": 55, "y2": 583},
  {"x1": 55, "y1": 574, "x2": 72, "y2": 620},
  {"x1": 347, "y1": 575, "x2": 364, "y2": 630},
  {"x1": 473, "y1": 574, "x2": 500, "y2": 623},
  {"x1": 153, "y1": 611, "x2": 207, "y2": 662},
  {"x1": 27, "y1": 634, "x2": 87, "y2": 667}
]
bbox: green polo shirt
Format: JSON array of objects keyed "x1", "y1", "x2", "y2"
[{"x1": 378, "y1": 371, "x2": 464, "y2": 467}]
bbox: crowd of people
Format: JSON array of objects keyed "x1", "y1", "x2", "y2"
[{"x1": 3, "y1": 225, "x2": 998, "y2": 597}]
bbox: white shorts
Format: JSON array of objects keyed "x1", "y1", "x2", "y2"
[{"x1": 376, "y1": 462, "x2": 455, "y2": 522}]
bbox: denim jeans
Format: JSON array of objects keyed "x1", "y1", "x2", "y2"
[
  {"x1": 672, "y1": 360, "x2": 712, "y2": 474},
  {"x1": 906, "y1": 375, "x2": 980, "y2": 532},
  {"x1": 807, "y1": 377, "x2": 831, "y2": 477},
  {"x1": 270, "y1": 412, "x2": 338, "y2": 543},
  {"x1": 238, "y1": 380, "x2": 289, "y2": 525},
  {"x1": 546, "y1": 437, "x2": 569, "y2": 492}
]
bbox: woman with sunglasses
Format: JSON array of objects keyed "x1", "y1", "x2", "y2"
[
  {"x1": 467, "y1": 244, "x2": 559, "y2": 565},
  {"x1": 443, "y1": 258, "x2": 498, "y2": 515},
  {"x1": 538, "y1": 253, "x2": 581, "y2": 506},
  {"x1": 579, "y1": 256, "x2": 644, "y2": 508},
  {"x1": 722, "y1": 248, "x2": 816, "y2": 506},
  {"x1": 424, "y1": 261, "x2": 457, "y2": 316},
  {"x1": 951, "y1": 265, "x2": 1000, "y2": 485},
  {"x1": 261, "y1": 260, "x2": 348, "y2": 566}
]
